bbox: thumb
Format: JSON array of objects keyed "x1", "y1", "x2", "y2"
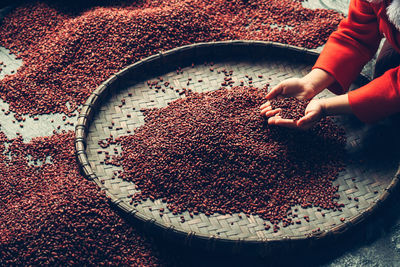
[
  {"x1": 265, "y1": 84, "x2": 283, "y2": 100},
  {"x1": 296, "y1": 112, "x2": 316, "y2": 128}
]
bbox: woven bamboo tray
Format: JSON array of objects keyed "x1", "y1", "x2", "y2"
[{"x1": 75, "y1": 41, "x2": 400, "y2": 254}]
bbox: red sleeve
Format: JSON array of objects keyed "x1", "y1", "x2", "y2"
[
  {"x1": 313, "y1": 0, "x2": 382, "y2": 94},
  {"x1": 348, "y1": 67, "x2": 400, "y2": 123}
]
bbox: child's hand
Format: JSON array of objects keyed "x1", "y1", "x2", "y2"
[
  {"x1": 260, "y1": 68, "x2": 335, "y2": 115},
  {"x1": 260, "y1": 69, "x2": 342, "y2": 130},
  {"x1": 264, "y1": 77, "x2": 317, "y2": 101},
  {"x1": 261, "y1": 99, "x2": 325, "y2": 130},
  {"x1": 296, "y1": 100, "x2": 325, "y2": 129},
  {"x1": 261, "y1": 94, "x2": 352, "y2": 130},
  {"x1": 260, "y1": 75, "x2": 322, "y2": 118},
  {"x1": 259, "y1": 76, "x2": 317, "y2": 125}
]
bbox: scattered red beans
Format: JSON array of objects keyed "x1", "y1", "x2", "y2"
[
  {"x1": 270, "y1": 97, "x2": 309, "y2": 120},
  {"x1": 0, "y1": 1, "x2": 342, "y2": 117},
  {"x1": 0, "y1": 131, "x2": 162, "y2": 266},
  {"x1": 105, "y1": 86, "x2": 346, "y2": 224},
  {"x1": 0, "y1": 1, "x2": 345, "y2": 264}
]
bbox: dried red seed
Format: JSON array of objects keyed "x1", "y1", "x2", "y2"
[
  {"x1": 0, "y1": 2, "x2": 344, "y2": 264},
  {"x1": 0, "y1": 131, "x2": 161, "y2": 266},
  {"x1": 270, "y1": 97, "x2": 310, "y2": 120},
  {"x1": 0, "y1": 0, "x2": 341, "y2": 118},
  {"x1": 107, "y1": 86, "x2": 346, "y2": 224}
]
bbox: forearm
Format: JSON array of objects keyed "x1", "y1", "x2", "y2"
[
  {"x1": 312, "y1": 0, "x2": 381, "y2": 95},
  {"x1": 320, "y1": 94, "x2": 353, "y2": 116}
]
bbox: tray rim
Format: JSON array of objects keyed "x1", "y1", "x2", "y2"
[{"x1": 74, "y1": 40, "x2": 400, "y2": 251}]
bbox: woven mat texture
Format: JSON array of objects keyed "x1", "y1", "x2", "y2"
[{"x1": 84, "y1": 48, "x2": 397, "y2": 241}]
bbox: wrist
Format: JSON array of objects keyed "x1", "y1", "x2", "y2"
[
  {"x1": 318, "y1": 99, "x2": 329, "y2": 117},
  {"x1": 319, "y1": 94, "x2": 352, "y2": 116},
  {"x1": 301, "y1": 69, "x2": 336, "y2": 97},
  {"x1": 299, "y1": 77, "x2": 319, "y2": 98}
]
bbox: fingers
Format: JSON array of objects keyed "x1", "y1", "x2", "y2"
[
  {"x1": 265, "y1": 84, "x2": 283, "y2": 100},
  {"x1": 268, "y1": 116, "x2": 298, "y2": 128},
  {"x1": 260, "y1": 101, "x2": 270, "y2": 110},
  {"x1": 296, "y1": 112, "x2": 317, "y2": 130},
  {"x1": 260, "y1": 105, "x2": 271, "y2": 115},
  {"x1": 260, "y1": 101, "x2": 281, "y2": 117},
  {"x1": 264, "y1": 109, "x2": 280, "y2": 117},
  {"x1": 297, "y1": 113, "x2": 314, "y2": 127}
]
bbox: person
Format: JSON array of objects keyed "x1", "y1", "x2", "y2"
[{"x1": 260, "y1": 0, "x2": 400, "y2": 129}]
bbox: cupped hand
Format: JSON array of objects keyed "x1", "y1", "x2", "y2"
[
  {"x1": 264, "y1": 77, "x2": 317, "y2": 101},
  {"x1": 262, "y1": 99, "x2": 325, "y2": 130},
  {"x1": 260, "y1": 77, "x2": 317, "y2": 117}
]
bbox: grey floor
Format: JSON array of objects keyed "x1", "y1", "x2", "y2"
[{"x1": 1, "y1": 1, "x2": 399, "y2": 266}]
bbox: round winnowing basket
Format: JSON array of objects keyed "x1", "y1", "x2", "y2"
[{"x1": 75, "y1": 41, "x2": 400, "y2": 254}]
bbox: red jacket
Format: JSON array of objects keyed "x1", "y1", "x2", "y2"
[{"x1": 313, "y1": 0, "x2": 400, "y2": 123}]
